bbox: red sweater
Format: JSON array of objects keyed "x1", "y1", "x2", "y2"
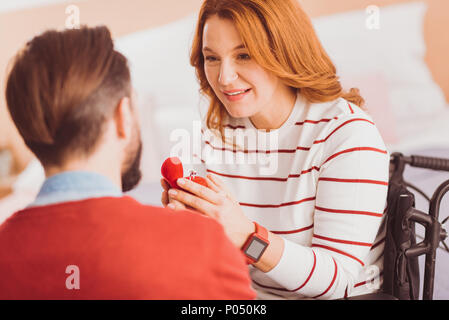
[{"x1": 0, "y1": 196, "x2": 256, "y2": 300}]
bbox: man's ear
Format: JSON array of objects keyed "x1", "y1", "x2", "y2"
[{"x1": 114, "y1": 97, "x2": 133, "y2": 139}]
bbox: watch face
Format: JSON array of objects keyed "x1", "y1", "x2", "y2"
[{"x1": 246, "y1": 237, "x2": 269, "y2": 260}]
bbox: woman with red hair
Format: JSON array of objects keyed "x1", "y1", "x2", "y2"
[{"x1": 162, "y1": 0, "x2": 389, "y2": 299}]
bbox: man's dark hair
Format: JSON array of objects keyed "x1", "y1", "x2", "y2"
[{"x1": 5, "y1": 26, "x2": 131, "y2": 167}]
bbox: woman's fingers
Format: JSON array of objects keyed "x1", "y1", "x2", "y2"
[
  {"x1": 162, "y1": 181, "x2": 187, "y2": 210},
  {"x1": 168, "y1": 187, "x2": 217, "y2": 218},
  {"x1": 161, "y1": 179, "x2": 170, "y2": 207},
  {"x1": 207, "y1": 173, "x2": 224, "y2": 187},
  {"x1": 160, "y1": 178, "x2": 170, "y2": 191},
  {"x1": 161, "y1": 179, "x2": 182, "y2": 208},
  {"x1": 176, "y1": 178, "x2": 223, "y2": 205},
  {"x1": 207, "y1": 173, "x2": 234, "y2": 200},
  {"x1": 161, "y1": 190, "x2": 169, "y2": 207},
  {"x1": 168, "y1": 198, "x2": 186, "y2": 211},
  {"x1": 205, "y1": 175, "x2": 221, "y2": 193}
]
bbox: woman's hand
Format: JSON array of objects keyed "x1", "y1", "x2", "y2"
[
  {"x1": 167, "y1": 173, "x2": 254, "y2": 248},
  {"x1": 160, "y1": 178, "x2": 187, "y2": 211}
]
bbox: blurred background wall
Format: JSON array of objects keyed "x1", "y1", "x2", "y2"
[{"x1": 0, "y1": 0, "x2": 205, "y2": 177}]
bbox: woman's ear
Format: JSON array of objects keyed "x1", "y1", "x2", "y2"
[{"x1": 114, "y1": 97, "x2": 133, "y2": 139}]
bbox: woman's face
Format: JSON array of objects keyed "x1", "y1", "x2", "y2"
[{"x1": 202, "y1": 15, "x2": 290, "y2": 120}]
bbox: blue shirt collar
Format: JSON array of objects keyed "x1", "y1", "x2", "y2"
[{"x1": 29, "y1": 171, "x2": 122, "y2": 208}]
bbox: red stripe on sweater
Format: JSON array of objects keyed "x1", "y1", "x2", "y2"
[
  {"x1": 240, "y1": 196, "x2": 316, "y2": 208},
  {"x1": 354, "y1": 271, "x2": 383, "y2": 288},
  {"x1": 207, "y1": 168, "x2": 289, "y2": 182},
  {"x1": 192, "y1": 154, "x2": 206, "y2": 164},
  {"x1": 315, "y1": 206, "x2": 384, "y2": 218},
  {"x1": 314, "y1": 119, "x2": 375, "y2": 144},
  {"x1": 313, "y1": 234, "x2": 373, "y2": 247},
  {"x1": 252, "y1": 250, "x2": 317, "y2": 292},
  {"x1": 271, "y1": 224, "x2": 314, "y2": 235},
  {"x1": 206, "y1": 167, "x2": 320, "y2": 182},
  {"x1": 323, "y1": 147, "x2": 388, "y2": 165},
  {"x1": 204, "y1": 140, "x2": 310, "y2": 154},
  {"x1": 312, "y1": 258, "x2": 338, "y2": 298},
  {"x1": 203, "y1": 144, "x2": 386, "y2": 165},
  {"x1": 370, "y1": 237, "x2": 386, "y2": 251},
  {"x1": 251, "y1": 280, "x2": 287, "y2": 291},
  {"x1": 312, "y1": 244, "x2": 365, "y2": 266},
  {"x1": 348, "y1": 102, "x2": 354, "y2": 114},
  {"x1": 204, "y1": 146, "x2": 386, "y2": 183},
  {"x1": 297, "y1": 166, "x2": 321, "y2": 175},
  {"x1": 295, "y1": 117, "x2": 338, "y2": 125},
  {"x1": 296, "y1": 250, "x2": 317, "y2": 291},
  {"x1": 318, "y1": 177, "x2": 388, "y2": 186},
  {"x1": 203, "y1": 118, "x2": 375, "y2": 154}
]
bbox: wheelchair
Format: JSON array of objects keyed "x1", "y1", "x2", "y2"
[{"x1": 344, "y1": 152, "x2": 449, "y2": 300}]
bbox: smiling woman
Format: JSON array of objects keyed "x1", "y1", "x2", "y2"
[
  {"x1": 201, "y1": 16, "x2": 297, "y2": 128},
  {"x1": 190, "y1": 0, "x2": 365, "y2": 140},
  {"x1": 161, "y1": 0, "x2": 391, "y2": 300}
]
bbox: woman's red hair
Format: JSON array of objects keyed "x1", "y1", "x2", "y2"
[{"x1": 190, "y1": 0, "x2": 364, "y2": 138}]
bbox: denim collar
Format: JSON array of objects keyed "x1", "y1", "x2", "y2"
[{"x1": 29, "y1": 171, "x2": 122, "y2": 208}]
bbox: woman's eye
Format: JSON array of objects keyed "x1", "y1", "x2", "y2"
[
  {"x1": 205, "y1": 56, "x2": 218, "y2": 62},
  {"x1": 238, "y1": 53, "x2": 251, "y2": 60}
]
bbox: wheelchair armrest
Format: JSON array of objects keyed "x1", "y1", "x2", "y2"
[{"x1": 342, "y1": 292, "x2": 398, "y2": 300}]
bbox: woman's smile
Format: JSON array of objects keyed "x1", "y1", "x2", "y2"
[{"x1": 222, "y1": 88, "x2": 252, "y2": 101}]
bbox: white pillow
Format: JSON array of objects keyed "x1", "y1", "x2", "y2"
[
  {"x1": 115, "y1": 14, "x2": 200, "y2": 113},
  {"x1": 115, "y1": 14, "x2": 203, "y2": 182},
  {"x1": 312, "y1": 2, "x2": 447, "y2": 128}
]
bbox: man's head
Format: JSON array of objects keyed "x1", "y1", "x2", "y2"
[{"x1": 5, "y1": 26, "x2": 142, "y2": 192}]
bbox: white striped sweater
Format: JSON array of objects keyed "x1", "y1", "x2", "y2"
[{"x1": 190, "y1": 93, "x2": 389, "y2": 299}]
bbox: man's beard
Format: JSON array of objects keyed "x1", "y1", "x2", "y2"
[{"x1": 121, "y1": 136, "x2": 143, "y2": 192}]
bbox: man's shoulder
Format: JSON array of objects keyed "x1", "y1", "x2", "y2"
[
  {"x1": 87, "y1": 196, "x2": 222, "y2": 228},
  {"x1": 5, "y1": 196, "x2": 223, "y2": 234},
  {"x1": 119, "y1": 197, "x2": 224, "y2": 230},
  {"x1": 2, "y1": 196, "x2": 229, "y2": 259}
]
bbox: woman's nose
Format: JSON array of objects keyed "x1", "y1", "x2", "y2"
[{"x1": 218, "y1": 61, "x2": 238, "y2": 86}]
